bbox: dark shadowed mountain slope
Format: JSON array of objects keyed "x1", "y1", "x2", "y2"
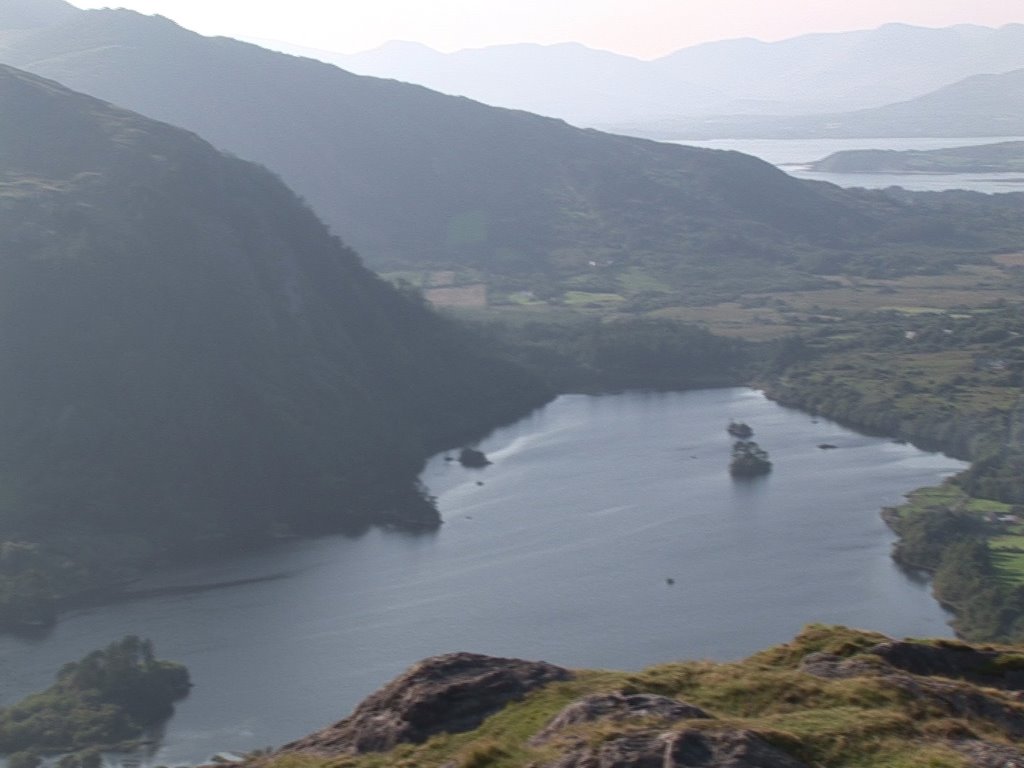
[{"x1": 0, "y1": 64, "x2": 548, "y2": 547}]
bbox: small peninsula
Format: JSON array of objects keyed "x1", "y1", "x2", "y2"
[
  {"x1": 0, "y1": 636, "x2": 190, "y2": 764},
  {"x1": 808, "y1": 140, "x2": 1024, "y2": 174}
]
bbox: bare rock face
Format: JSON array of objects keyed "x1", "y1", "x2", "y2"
[
  {"x1": 545, "y1": 728, "x2": 809, "y2": 768},
  {"x1": 869, "y1": 641, "x2": 1024, "y2": 690},
  {"x1": 798, "y1": 651, "x2": 893, "y2": 680},
  {"x1": 532, "y1": 692, "x2": 712, "y2": 746},
  {"x1": 800, "y1": 650, "x2": 1024, "y2": 740},
  {"x1": 951, "y1": 738, "x2": 1024, "y2": 768},
  {"x1": 280, "y1": 652, "x2": 571, "y2": 756}
]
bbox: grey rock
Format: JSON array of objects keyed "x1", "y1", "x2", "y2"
[
  {"x1": 889, "y1": 675, "x2": 1024, "y2": 739},
  {"x1": 951, "y1": 739, "x2": 1024, "y2": 768},
  {"x1": 280, "y1": 652, "x2": 571, "y2": 756},
  {"x1": 799, "y1": 651, "x2": 893, "y2": 680},
  {"x1": 532, "y1": 692, "x2": 711, "y2": 745},
  {"x1": 800, "y1": 649, "x2": 1024, "y2": 740},
  {"x1": 545, "y1": 728, "x2": 808, "y2": 768}
]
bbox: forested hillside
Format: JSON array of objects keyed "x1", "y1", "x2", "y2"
[{"x1": 0, "y1": 64, "x2": 548, "y2": 555}]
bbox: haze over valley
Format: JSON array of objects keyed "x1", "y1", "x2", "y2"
[{"x1": 2, "y1": 2, "x2": 1024, "y2": 767}]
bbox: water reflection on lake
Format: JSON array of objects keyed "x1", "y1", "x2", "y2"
[{"x1": 0, "y1": 389, "x2": 965, "y2": 765}]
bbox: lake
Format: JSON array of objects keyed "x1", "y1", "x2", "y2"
[
  {"x1": 677, "y1": 137, "x2": 1024, "y2": 193},
  {"x1": 0, "y1": 389, "x2": 965, "y2": 765}
]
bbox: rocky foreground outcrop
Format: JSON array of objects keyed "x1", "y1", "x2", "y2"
[
  {"x1": 280, "y1": 652, "x2": 571, "y2": 756},
  {"x1": 249, "y1": 627, "x2": 1024, "y2": 768}
]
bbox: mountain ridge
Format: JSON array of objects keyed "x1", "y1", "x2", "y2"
[
  {"x1": 323, "y1": 22, "x2": 1024, "y2": 127},
  {"x1": 617, "y1": 66, "x2": 1024, "y2": 140},
  {"x1": 5, "y1": 7, "x2": 1024, "y2": 310}
]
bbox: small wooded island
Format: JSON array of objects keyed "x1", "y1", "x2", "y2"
[
  {"x1": 726, "y1": 421, "x2": 754, "y2": 438},
  {"x1": 0, "y1": 636, "x2": 190, "y2": 767},
  {"x1": 730, "y1": 440, "x2": 773, "y2": 477},
  {"x1": 458, "y1": 447, "x2": 492, "y2": 468}
]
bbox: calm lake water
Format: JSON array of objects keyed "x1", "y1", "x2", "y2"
[
  {"x1": 0, "y1": 389, "x2": 965, "y2": 765},
  {"x1": 678, "y1": 137, "x2": 1024, "y2": 193}
]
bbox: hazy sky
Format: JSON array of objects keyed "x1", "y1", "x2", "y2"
[{"x1": 69, "y1": 0, "x2": 1023, "y2": 58}]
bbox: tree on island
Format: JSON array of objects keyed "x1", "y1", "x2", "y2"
[
  {"x1": 458, "y1": 447, "x2": 491, "y2": 468},
  {"x1": 730, "y1": 440, "x2": 772, "y2": 477},
  {"x1": 727, "y1": 421, "x2": 754, "y2": 438},
  {"x1": 0, "y1": 636, "x2": 190, "y2": 759}
]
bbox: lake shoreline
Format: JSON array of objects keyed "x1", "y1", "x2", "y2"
[
  {"x1": 3, "y1": 382, "x2": 964, "y2": 638},
  {"x1": 0, "y1": 388, "x2": 965, "y2": 766}
]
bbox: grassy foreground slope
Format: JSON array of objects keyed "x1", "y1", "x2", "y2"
[{"x1": 247, "y1": 625, "x2": 1024, "y2": 768}]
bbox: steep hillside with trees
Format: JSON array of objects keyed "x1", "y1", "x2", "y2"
[{"x1": 0, "y1": 64, "x2": 548, "y2": 560}]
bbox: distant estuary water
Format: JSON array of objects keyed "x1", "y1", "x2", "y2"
[
  {"x1": 0, "y1": 389, "x2": 964, "y2": 765},
  {"x1": 679, "y1": 136, "x2": 1024, "y2": 193}
]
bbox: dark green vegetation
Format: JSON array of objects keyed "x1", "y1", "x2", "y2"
[
  {"x1": 250, "y1": 626, "x2": 1024, "y2": 768},
  {"x1": 0, "y1": 541, "x2": 59, "y2": 629},
  {"x1": 761, "y1": 302, "x2": 1024, "y2": 640},
  {"x1": 0, "y1": 64, "x2": 551, "y2": 623},
  {"x1": 884, "y1": 486, "x2": 1024, "y2": 642},
  {"x1": 457, "y1": 448, "x2": 491, "y2": 469},
  {"x1": 2, "y1": 9, "x2": 1024, "y2": 309},
  {"x1": 467, "y1": 316, "x2": 749, "y2": 392},
  {"x1": 729, "y1": 440, "x2": 772, "y2": 477},
  {"x1": 764, "y1": 303, "x2": 1024, "y2": 478},
  {"x1": 810, "y1": 141, "x2": 1024, "y2": 174},
  {"x1": 727, "y1": 421, "x2": 753, "y2": 438},
  {"x1": 0, "y1": 636, "x2": 188, "y2": 762}
]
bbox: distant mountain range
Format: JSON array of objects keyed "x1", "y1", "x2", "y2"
[
  {"x1": 0, "y1": 62, "x2": 547, "y2": 548},
  {"x1": 620, "y1": 67, "x2": 1024, "y2": 140},
  {"x1": 291, "y1": 23, "x2": 1024, "y2": 130},
  {"x1": 2, "y1": 3, "x2": 1021, "y2": 306}
]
